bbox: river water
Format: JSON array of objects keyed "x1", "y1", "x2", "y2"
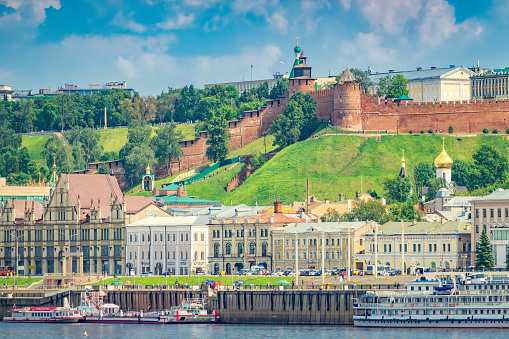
[{"x1": 0, "y1": 323, "x2": 506, "y2": 339}]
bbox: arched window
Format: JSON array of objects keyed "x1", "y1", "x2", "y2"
[
  {"x1": 250, "y1": 242, "x2": 255, "y2": 254},
  {"x1": 443, "y1": 261, "x2": 451, "y2": 269},
  {"x1": 262, "y1": 242, "x2": 267, "y2": 257},
  {"x1": 214, "y1": 243, "x2": 220, "y2": 257},
  {"x1": 238, "y1": 243, "x2": 243, "y2": 256},
  {"x1": 201, "y1": 251, "x2": 204, "y2": 260},
  {"x1": 194, "y1": 251, "x2": 198, "y2": 260},
  {"x1": 430, "y1": 261, "x2": 437, "y2": 270},
  {"x1": 226, "y1": 243, "x2": 231, "y2": 255}
]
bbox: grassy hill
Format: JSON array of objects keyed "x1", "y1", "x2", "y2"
[
  {"x1": 193, "y1": 134, "x2": 509, "y2": 206},
  {"x1": 21, "y1": 124, "x2": 197, "y2": 169}
]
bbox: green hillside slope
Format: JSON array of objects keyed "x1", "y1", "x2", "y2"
[
  {"x1": 22, "y1": 124, "x2": 197, "y2": 168},
  {"x1": 202, "y1": 134, "x2": 509, "y2": 205}
]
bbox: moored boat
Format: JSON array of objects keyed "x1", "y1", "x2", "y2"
[
  {"x1": 353, "y1": 273, "x2": 509, "y2": 328},
  {"x1": 160, "y1": 298, "x2": 218, "y2": 323}
]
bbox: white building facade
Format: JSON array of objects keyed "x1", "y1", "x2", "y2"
[{"x1": 125, "y1": 216, "x2": 208, "y2": 275}]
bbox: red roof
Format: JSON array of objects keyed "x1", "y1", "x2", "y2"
[
  {"x1": 6, "y1": 199, "x2": 43, "y2": 221},
  {"x1": 59, "y1": 174, "x2": 122, "y2": 220},
  {"x1": 125, "y1": 196, "x2": 155, "y2": 214}
]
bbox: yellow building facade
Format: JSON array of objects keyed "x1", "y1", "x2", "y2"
[{"x1": 356, "y1": 220, "x2": 471, "y2": 271}]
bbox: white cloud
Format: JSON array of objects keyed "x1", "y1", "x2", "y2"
[
  {"x1": 192, "y1": 44, "x2": 282, "y2": 85},
  {"x1": 338, "y1": 32, "x2": 398, "y2": 70},
  {"x1": 356, "y1": 0, "x2": 423, "y2": 34},
  {"x1": 157, "y1": 13, "x2": 195, "y2": 30},
  {"x1": 299, "y1": 0, "x2": 331, "y2": 32},
  {"x1": 112, "y1": 12, "x2": 147, "y2": 33},
  {"x1": 0, "y1": 0, "x2": 60, "y2": 29},
  {"x1": 416, "y1": 0, "x2": 483, "y2": 45},
  {"x1": 266, "y1": 11, "x2": 288, "y2": 33},
  {"x1": 231, "y1": 0, "x2": 268, "y2": 15},
  {"x1": 163, "y1": 0, "x2": 224, "y2": 7},
  {"x1": 338, "y1": 0, "x2": 351, "y2": 10}
]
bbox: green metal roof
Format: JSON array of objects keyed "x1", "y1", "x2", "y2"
[
  {"x1": 160, "y1": 183, "x2": 179, "y2": 191},
  {"x1": 394, "y1": 94, "x2": 413, "y2": 101},
  {"x1": 157, "y1": 194, "x2": 220, "y2": 205}
]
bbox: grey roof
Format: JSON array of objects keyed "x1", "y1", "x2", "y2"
[
  {"x1": 443, "y1": 196, "x2": 477, "y2": 207},
  {"x1": 368, "y1": 66, "x2": 474, "y2": 84},
  {"x1": 185, "y1": 204, "x2": 267, "y2": 219},
  {"x1": 473, "y1": 188, "x2": 509, "y2": 201},
  {"x1": 126, "y1": 216, "x2": 207, "y2": 227},
  {"x1": 277, "y1": 221, "x2": 371, "y2": 233},
  {"x1": 399, "y1": 167, "x2": 409, "y2": 178},
  {"x1": 436, "y1": 188, "x2": 451, "y2": 197},
  {"x1": 338, "y1": 67, "x2": 357, "y2": 83},
  {"x1": 435, "y1": 210, "x2": 471, "y2": 222}
]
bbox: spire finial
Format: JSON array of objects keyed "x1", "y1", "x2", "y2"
[
  {"x1": 296, "y1": 36, "x2": 299, "y2": 47},
  {"x1": 52, "y1": 156, "x2": 56, "y2": 169},
  {"x1": 401, "y1": 149, "x2": 406, "y2": 163},
  {"x1": 442, "y1": 136, "x2": 445, "y2": 149}
]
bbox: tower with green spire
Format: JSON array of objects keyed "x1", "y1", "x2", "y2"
[
  {"x1": 49, "y1": 157, "x2": 58, "y2": 190},
  {"x1": 290, "y1": 37, "x2": 302, "y2": 79}
]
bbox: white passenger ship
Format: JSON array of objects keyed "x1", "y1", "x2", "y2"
[
  {"x1": 4, "y1": 298, "x2": 83, "y2": 323},
  {"x1": 354, "y1": 273, "x2": 509, "y2": 328}
]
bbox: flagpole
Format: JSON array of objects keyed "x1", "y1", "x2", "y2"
[{"x1": 251, "y1": 65, "x2": 253, "y2": 81}]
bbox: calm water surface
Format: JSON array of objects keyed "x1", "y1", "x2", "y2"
[{"x1": 0, "y1": 323, "x2": 506, "y2": 339}]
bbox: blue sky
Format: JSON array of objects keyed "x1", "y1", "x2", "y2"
[{"x1": 0, "y1": 0, "x2": 504, "y2": 96}]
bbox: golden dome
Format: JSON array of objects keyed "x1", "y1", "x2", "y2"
[
  {"x1": 146, "y1": 164, "x2": 151, "y2": 172},
  {"x1": 434, "y1": 140, "x2": 453, "y2": 169},
  {"x1": 401, "y1": 150, "x2": 406, "y2": 163}
]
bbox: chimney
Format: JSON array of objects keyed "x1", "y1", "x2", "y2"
[
  {"x1": 152, "y1": 188, "x2": 159, "y2": 196},
  {"x1": 274, "y1": 201, "x2": 283, "y2": 214},
  {"x1": 177, "y1": 186, "x2": 184, "y2": 198},
  {"x1": 356, "y1": 191, "x2": 360, "y2": 199}
]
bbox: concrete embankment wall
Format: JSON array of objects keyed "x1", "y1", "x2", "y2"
[{"x1": 209, "y1": 290, "x2": 358, "y2": 325}]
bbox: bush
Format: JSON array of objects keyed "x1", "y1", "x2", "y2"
[
  {"x1": 448, "y1": 125, "x2": 454, "y2": 134},
  {"x1": 506, "y1": 128, "x2": 509, "y2": 134},
  {"x1": 409, "y1": 130, "x2": 413, "y2": 134},
  {"x1": 483, "y1": 128, "x2": 489, "y2": 133},
  {"x1": 493, "y1": 129, "x2": 499, "y2": 134},
  {"x1": 420, "y1": 130, "x2": 425, "y2": 134},
  {"x1": 428, "y1": 129, "x2": 433, "y2": 134}
]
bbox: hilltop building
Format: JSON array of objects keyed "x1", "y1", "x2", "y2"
[
  {"x1": 368, "y1": 66, "x2": 474, "y2": 103},
  {"x1": 57, "y1": 81, "x2": 134, "y2": 96},
  {"x1": 471, "y1": 68, "x2": 509, "y2": 100}
]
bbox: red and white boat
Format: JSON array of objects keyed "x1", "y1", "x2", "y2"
[
  {"x1": 3, "y1": 306, "x2": 83, "y2": 323},
  {"x1": 160, "y1": 298, "x2": 218, "y2": 323}
]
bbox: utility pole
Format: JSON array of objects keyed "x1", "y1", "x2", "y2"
[
  {"x1": 401, "y1": 220, "x2": 405, "y2": 275},
  {"x1": 374, "y1": 224, "x2": 378, "y2": 280},
  {"x1": 347, "y1": 233, "x2": 351, "y2": 282},
  {"x1": 295, "y1": 233, "x2": 298, "y2": 287},
  {"x1": 321, "y1": 230, "x2": 325, "y2": 285},
  {"x1": 104, "y1": 107, "x2": 107, "y2": 129},
  {"x1": 306, "y1": 178, "x2": 309, "y2": 214}
]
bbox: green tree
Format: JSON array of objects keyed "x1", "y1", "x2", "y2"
[
  {"x1": 413, "y1": 162, "x2": 434, "y2": 189},
  {"x1": 67, "y1": 127, "x2": 103, "y2": 163},
  {"x1": 475, "y1": 228, "x2": 495, "y2": 270},
  {"x1": 98, "y1": 163, "x2": 110, "y2": 174},
  {"x1": 383, "y1": 177, "x2": 413, "y2": 203},
  {"x1": 119, "y1": 122, "x2": 152, "y2": 159},
  {"x1": 100, "y1": 151, "x2": 119, "y2": 162},
  {"x1": 42, "y1": 134, "x2": 75, "y2": 173},
  {"x1": 152, "y1": 125, "x2": 183, "y2": 175},
  {"x1": 269, "y1": 79, "x2": 289, "y2": 99},
  {"x1": 123, "y1": 144, "x2": 156, "y2": 187},
  {"x1": 388, "y1": 74, "x2": 409, "y2": 98},
  {"x1": 36, "y1": 102, "x2": 58, "y2": 131},
  {"x1": 344, "y1": 199, "x2": 392, "y2": 224},
  {"x1": 269, "y1": 92, "x2": 317, "y2": 148},
  {"x1": 206, "y1": 114, "x2": 230, "y2": 162},
  {"x1": 250, "y1": 152, "x2": 266, "y2": 171},
  {"x1": 451, "y1": 160, "x2": 472, "y2": 187},
  {"x1": 390, "y1": 202, "x2": 423, "y2": 222},
  {"x1": 256, "y1": 82, "x2": 270, "y2": 100},
  {"x1": 320, "y1": 208, "x2": 342, "y2": 222},
  {"x1": 377, "y1": 74, "x2": 409, "y2": 98},
  {"x1": 470, "y1": 145, "x2": 509, "y2": 189}
]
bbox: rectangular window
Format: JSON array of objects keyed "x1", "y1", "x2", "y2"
[
  {"x1": 483, "y1": 209, "x2": 487, "y2": 218},
  {"x1": 418, "y1": 244, "x2": 421, "y2": 252},
  {"x1": 506, "y1": 209, "x2": 508, "y2": 218},
  {"x1": 413, "y1": 244, "x2": 416, "y2": 252},
  {"x1": 277, "y1": 240, "x2": 280, "y2": 246},
  {"x1": 114, "y1": 245, "x2": 122, "y2": 256},
  {"x1": 384, "y1": 244, "x2": 387, "y2": 252},
  {"x1": 448, "y1": 244, "x2": 451, "y2": 252},
  {"x1": 101, "y1": 246, "x2": 108, "y2": 256},
  {"x1": 499, "y1": 209, "x2": 502, "y2": 218},
  {"x1": 434, "y1": 244, "x2": 437, "y2": 252},
  {"x1": 476, "y1": 209, "x2": 479, "y2": 218},
  {"x1": 491, "y1": 209, "x2": 495, "y2": 218},
  {"x1": 389, "y1": 244, "x2": 392, "y2": 252},
  {"x1": 443, "y1": 244, "x2": 446, "y2": 252}
]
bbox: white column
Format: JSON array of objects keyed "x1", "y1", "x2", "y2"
[{"x1": 401, "y1": 221, "x2": 405, "y2": 275}]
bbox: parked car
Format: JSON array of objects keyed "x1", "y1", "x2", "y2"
[
  {"x1": 387, "y1": 269, "x2": 401, "y2": 276},
  {"x1": 142, "y1": 271, "x2": 153, "y2": 277}
]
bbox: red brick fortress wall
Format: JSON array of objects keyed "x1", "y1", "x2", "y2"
[{"x1": 360, "y1": 95, "x2": 509, "y2": 133}]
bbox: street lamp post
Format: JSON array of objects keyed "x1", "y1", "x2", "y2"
[
  {"x1": 374, "y1": 224, "x2": 378, "y2": 280},
  {"x1": 401, "y1": 220, "x2": 405, "y2": 275},
  {"x1": 347, "y1": 231, "x2": 351, "y2": 282}
]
